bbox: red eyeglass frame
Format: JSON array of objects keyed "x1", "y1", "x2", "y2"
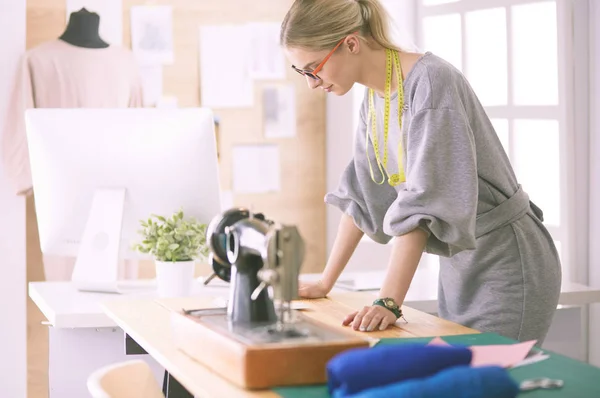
[{"x1": 291, "y1": 32, "x2": 358, "y2": 80}]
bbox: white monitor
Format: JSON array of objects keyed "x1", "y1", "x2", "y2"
[{"x1": 25, "y1": 108, "x2": 222, "y2": 293}]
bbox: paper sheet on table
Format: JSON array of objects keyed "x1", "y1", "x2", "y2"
[
  {"x1": 130, "y1": 5, "x2": 174, "y2": 65},
  {"x1": 427, "y1": 336, "x2": 451, "y2": 346},
  {"x1": 66, "y1": 0, "x2": 122, "y2": 45},
  {"x1": 247, "y1": 22, "x2": 287, "y2": 80},
  {"x1": 263, "y1": 84, "x2": 296, "y2": 138},
  {"x1": 139, "y1": 65, "x2": 163, "y2": 107},
  {"x1": 427, "y1": 337, "x2": 537, "y2": 368},
  {"x1": 199, "y1": 25, "x2": 254, "y2": 108},
  {"x1": 232, "y1": 145, "x2": 280, "y2": 194},
  {"x1": 470, "y1": 340, "x2": 537, "y2": 368}
]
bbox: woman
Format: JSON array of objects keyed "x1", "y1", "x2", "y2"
[{"x1": 280, "y1": 0, "x2": 561, "y2": 343}]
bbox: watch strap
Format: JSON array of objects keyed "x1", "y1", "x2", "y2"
[{"x1": 373, "y1": 297, "x2": 402, "y2": 319}]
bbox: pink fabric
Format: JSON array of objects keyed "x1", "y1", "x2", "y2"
[{"x1": 2, "y1": 39, "x2": 143, "y2": 196}]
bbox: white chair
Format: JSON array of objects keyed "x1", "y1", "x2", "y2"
[{"x1": 87, "y1": 359, "x2": 164, "y2": 398}]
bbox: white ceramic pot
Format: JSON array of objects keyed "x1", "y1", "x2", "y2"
[{"x1": 155, "y1": 260, "x2": 195, "y2": 298}]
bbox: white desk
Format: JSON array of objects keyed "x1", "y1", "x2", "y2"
[
  {"x1": 29, "y1": 281, "x2": 230, "y2": 398},
  {"x1": 321, "y1": 269, "x2": 600, "y2": 314},
  {"x1": 29, "y1": 281, "x2": 229, "y2": 329},
  {"x1": 30, "y1": 273, "x2": 600, "y2": 397}
]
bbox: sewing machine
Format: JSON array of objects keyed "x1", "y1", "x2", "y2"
[{"x1": 171, "y1": 208, "x2": 369, "y2": 389}]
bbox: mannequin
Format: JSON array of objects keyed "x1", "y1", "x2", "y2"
[{"x1": 59, "y1": 8, "x2": 109, "y2": 48}]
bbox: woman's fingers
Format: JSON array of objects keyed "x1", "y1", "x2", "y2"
[
  {"x1": 342, "y1": 311, "x2": 358, "y2": 326},
  {"x1": 351, "y1": 307, "x2": 371, "y2": 330},
  {"x1": 344, "y1": 306, "x2": 397, "y2": 331},
  {"x1": 297, "y1": 285, "x2": 310, "y2": 298},
  {"x1": 365, "y1": 313, "x2": 383, "y2": 332},
  {"x1": 297, "y1": 281, "x2": 328, "y2": 299},
  {"x1": 378, "y1": 316, "x2": 391, "y2": 330}
]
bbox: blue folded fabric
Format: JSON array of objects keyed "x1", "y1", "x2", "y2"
[
  {"x1": 338, "y1": 365, "x2": 519, "y2": 398},
  {"x1": 327, "y1": 344, "x2": 472, "y2": 397}
]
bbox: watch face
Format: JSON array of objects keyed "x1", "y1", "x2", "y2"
[{"x1": 385, "y1": 299, "x2": 396, "y2": 309}]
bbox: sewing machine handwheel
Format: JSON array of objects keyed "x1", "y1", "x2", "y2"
[
  {"x1": 207, "y1": 208, "x2": 266, "y2": 266},
  {"x1": 211, "y1": 257, "x2": 231, "y2": 283}
]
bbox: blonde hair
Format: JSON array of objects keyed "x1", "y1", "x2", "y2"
[{"x1": 280, "y1": 0, "x2": 401, "y2": 52}]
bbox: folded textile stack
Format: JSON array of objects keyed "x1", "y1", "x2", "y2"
[{"x1": 326, "y1": 344, "x2": 520, "y2": 398}]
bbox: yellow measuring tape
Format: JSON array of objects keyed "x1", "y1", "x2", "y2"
[{"x1": 365, "y1": 48, "x2": 405, "y2": 187}]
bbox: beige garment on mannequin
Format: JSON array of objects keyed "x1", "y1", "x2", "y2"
[
  {"x1": 2, "y1": 38, "x2": 143, "y2": 196},
  {"x1": 1, "y1": 39, "x2": 143, "y2": 280}
]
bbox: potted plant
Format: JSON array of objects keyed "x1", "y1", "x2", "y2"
[{"x1": 133, "y1": 210, "x2": 209, "y2": 297}]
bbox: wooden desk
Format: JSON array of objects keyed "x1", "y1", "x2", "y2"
[{"x1": 102, "y1": 291, "x2": 476, "y2": 398}]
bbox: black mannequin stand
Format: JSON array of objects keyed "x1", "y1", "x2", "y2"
[{"x1": 59, "y1": 8, "x2": 109, "y2": 49}]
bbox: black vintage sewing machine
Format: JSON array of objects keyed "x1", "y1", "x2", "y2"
[
  {"x1": 202, "y1": 207, "x2": 298, "y2": 327},
  {"x1": 171, "y1": 208, "x2": 368, "y2": 389}
]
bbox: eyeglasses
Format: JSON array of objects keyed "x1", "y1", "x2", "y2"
[{"x1": 291, "y1": 34, "x2": 353, "y2": 80}]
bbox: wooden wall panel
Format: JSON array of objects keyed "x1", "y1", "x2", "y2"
[
  {"x1": 120, "y1": 0, "x2": 327, "y2": 273},
  {"x1": 25, "y1": 4, "x2": 63, "y2": 397},
  {"x1": 24, "y1": 0, "x2": 327, "y2": 396}
]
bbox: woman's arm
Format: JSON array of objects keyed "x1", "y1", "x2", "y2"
[
  {"x1": 321, "y1": 213, "x2": 364, "y2": 290},
  {"x1": 298, "y1": 213, "x2": 363, "y2": 298},
  {"x1": 378, "y1": 227, "x2": 429, "y2": 304},
  {"x1": 343, "y1": 227, "x2": 428, "y2": 331}
]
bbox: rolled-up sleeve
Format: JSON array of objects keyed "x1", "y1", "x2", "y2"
[
  {"x1": 383, "y1": 107, "x2": 478, "y2": 257},
  {"x1": 325, "y1": 157, "x2": 394, "y2": 244},
  {"x1": 324, "y1": 94, "x2": 398, "y2": 244}
]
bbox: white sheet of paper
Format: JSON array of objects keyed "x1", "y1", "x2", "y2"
[
  {"x1": 232, "y1": 145, "x2": 280, "y2": 194},
  {"x1": 247, "y1": 22, "x2": 287, "y2": 80},
  {"x1": 130, "y1": 5, "x2": 174, "y2": 65},
  {"x1": 138, "y1": 65, "x2": 163, "y2": 107},
  {"x1": 156, "y1": 96, "x2": 178, "y2": 109},
  {"x1": 66, "y1": 0, "x2": 122, "y2": 45},
  {"x1": 263, "y1": 84, "x2": 296, "y2": 138},
  {"x1": 199, "y1": 25, "x2": 254, "y2": 108}
]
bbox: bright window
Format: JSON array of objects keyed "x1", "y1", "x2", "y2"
[{"x1": 417, "y1": 0, "x2": 571, "y2": 279}]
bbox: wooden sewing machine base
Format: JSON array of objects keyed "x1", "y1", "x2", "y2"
[{"x1": 170, "y1": 308, "x2": 369, "y2": 389}]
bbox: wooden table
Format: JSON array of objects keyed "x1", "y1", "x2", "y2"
[{"x1": 102, "y1": 291, "x2": 477, "y2": 398}]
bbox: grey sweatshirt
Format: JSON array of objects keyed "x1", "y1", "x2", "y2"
[{"x1": 325, "y1": 52, "x2": 561, "y2": 343}]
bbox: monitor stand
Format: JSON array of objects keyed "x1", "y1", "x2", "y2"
[{"x1": 71, "y1": 188, "x2": 154, "y2": 294}]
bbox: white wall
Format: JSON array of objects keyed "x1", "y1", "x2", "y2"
[
  {"x1": 588, "y1": 0, "x2": 600, "y2": 367},
  {"x1": 0, "y1": 1, "x2": 27, "y2": 397}
]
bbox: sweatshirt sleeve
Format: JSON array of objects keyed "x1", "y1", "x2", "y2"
[
  {"x1": 1, "y1": 54, "x2": 35, "y2": 196},
  {"x1": 383, "y1": 107, "x2": 478, "y2": 257},
  {"x1": 324, "y1": 96, "x2": 398, "y2": 245}
]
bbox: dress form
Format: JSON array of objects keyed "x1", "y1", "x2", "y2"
[{"x1": 59, "y1": 8, "x2": 109, "y2": 49}]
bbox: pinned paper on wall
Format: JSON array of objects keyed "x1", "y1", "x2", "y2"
[
  {"x1": 130, "y1": 5, "x2": 174, "y2": 65},
  {"x1": 247, "y1": 22, "x2": 287, "y2": 80},
  {"x1": 232, "y1": 145, "x2": 280, "y2": 194},
  {"x1": 263, "y1": 84, "x2": 296, "y2": 138},
  {"x1": 138, "y1": 65, "x2": 163, "y2": 107},
  {"x1": 66, "y1": 0, "x2": 123, "y2": 45},
  {"x1": 199, "y1": 25, "x2": 254, "y2": 108}
]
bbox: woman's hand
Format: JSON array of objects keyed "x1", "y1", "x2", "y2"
[
  {"x1": 298, "y1": 279, "x2": 331, "y2": 299},
  {"x1": 343, "y1": 305, "x2": 397, "y2": 332}
]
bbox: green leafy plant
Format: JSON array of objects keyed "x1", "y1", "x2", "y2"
[{"x1": 133, "y1": 210, "x2": 209, "y2": 262}]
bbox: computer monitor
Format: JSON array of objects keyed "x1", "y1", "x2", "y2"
[{"x1": 25, "y1": 108, "x2": 222, "y2": 293}]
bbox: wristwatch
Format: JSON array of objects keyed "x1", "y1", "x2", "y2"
[{"x1": 373, "y1": 297, "x2": 402, "y2": 319}]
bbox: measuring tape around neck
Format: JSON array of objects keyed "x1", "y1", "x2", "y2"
[{"x1": 365, "y1": 48, "x2": 406, "y2": 187}]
